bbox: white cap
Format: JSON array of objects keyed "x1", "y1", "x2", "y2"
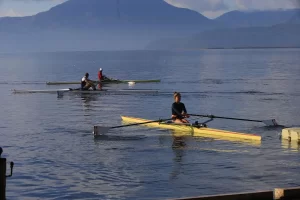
[{"x1": 99, "y1": 68, "x2": 102, "y2": 71}]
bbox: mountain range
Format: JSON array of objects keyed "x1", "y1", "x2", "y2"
[
  {"x1": 147, "y1": 24, "x2": 300, "y2": 50},
  {"x1": 1, "y1": 0, "x2": 214, "y2": 31},
  {"x1": 0, "y1": 0, "x2": 299, "y2": 52},
  {"x1": 215, "y1": 9, "x2": 300, "y2": 28}
]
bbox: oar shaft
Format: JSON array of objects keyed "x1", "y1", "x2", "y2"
[
  {"x1": 212, "y1": 116, "x2": 262, "y2": 123},
  {"x1": 94, "y1": 118, "x2": 173, "y2": 135},
  {"x1": 110, "y1": 118, "x2": 172, "y2": 129},
  {"x1": 190, "y1": 114, "x2": 262, "y2": 123}
]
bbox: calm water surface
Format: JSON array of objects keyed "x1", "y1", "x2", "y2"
[{"x1": 1, "y1": 49, "x2": 300, "y2": 200}]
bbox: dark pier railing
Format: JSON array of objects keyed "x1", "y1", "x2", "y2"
[{"x1": 0, "y1": 147, "x2": 14, "y2": 200}]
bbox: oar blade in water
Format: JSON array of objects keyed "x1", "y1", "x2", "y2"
[
  {"x1": 93, "y1": 126, "x2": 111, "y2": 136},
  {"x1": 262, "y1": 119, "x2": 279, "y2": 126}
]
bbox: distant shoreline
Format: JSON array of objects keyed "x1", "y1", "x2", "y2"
[
  {"x1": 171, "y1": 46, "x2": 300, "y2": 51},
  {"x1": 1, "y1": 46, "x2": 300, "y2": 54}
]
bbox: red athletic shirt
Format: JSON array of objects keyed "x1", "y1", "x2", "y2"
[{"x1": 98, "y1": 71, "x2": 103, "y2": 80}]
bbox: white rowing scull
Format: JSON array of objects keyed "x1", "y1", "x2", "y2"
[{"x1": 12, "y1": 88, "x2": 160, "y2": 95}]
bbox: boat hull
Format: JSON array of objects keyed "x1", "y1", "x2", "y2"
[
  {"x1": 121, "y1": 116, "x2": 261, "y2": 142},
  {"x1": 12, "y1": 89, "x2": 70, "y2": 94},
  {"x1": 12, "y1": 89, "x2": 159, "y2": 94},
  {"x1": 46, "y1": 79, "x2": 161, "y2": 85}
]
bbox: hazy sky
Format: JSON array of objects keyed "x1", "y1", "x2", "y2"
[{"x1": 0, "y1": 0, "x2": 299, "y2": 18}]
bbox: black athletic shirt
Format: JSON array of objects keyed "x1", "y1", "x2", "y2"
[{"x1": 172, "y1": 102, "x2": 187, "y2": 119}]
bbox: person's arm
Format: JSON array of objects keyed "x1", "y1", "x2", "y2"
[
  {"x1": 182, "y1": 104, "x2": 189, "y2": 118},
  {"x1": 182, "y1": 104, "x2": 187, "y2": 114},
  {"x1": 86, "y1": 78, "x2": 96, "y2": 86}
]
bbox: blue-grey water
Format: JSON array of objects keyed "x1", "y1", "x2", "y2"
[{"x1": 1, "y1": 49, "x2": 300, "y2": 200}]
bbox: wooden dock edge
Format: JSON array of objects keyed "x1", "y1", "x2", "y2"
[
  {"x1": 0, "y1": 157, "x2": 6, "y2": 200},
  {"x1": 168, "y1": 187, "x2": 300, "y2": 200}
]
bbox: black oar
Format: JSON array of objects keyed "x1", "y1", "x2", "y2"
[
  {"x1": 93, "y1": 118, "x2": 172, "y2": 135},
  {"x1": 189, "y1": 114, "x2": 280, "y2": 126}
]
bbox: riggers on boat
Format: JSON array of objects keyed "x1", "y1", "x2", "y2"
[
  {"x1": 46, "y1": 79, "x2": 161, "y2": 85},
  {"x1": 121, "y1": 116, "x2": 262, "y2": 142}
]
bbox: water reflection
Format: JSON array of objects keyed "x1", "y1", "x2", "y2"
[
  {"x1": 80, "y1": 94, "x2": 99, "y2": 106},
  {"x1": 172, "y1": 135, "x2": 187, "y2": 149},
  {"x1": 97, "y1": 82, "x2": 103, "y2": 90},
  {"x1": 282, "y1": 139, "x2": 300, "y2": 152},
  {"x1": 170, "y1": 136, "x2": 187, "y2": 180}
]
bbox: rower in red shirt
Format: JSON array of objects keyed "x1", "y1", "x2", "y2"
[
  {"x1": 97, "y1": 68, "x2": 104, "y2": 90},
  {"x1": 98, "y1": 68, "x2": 103, "y2": 81}
]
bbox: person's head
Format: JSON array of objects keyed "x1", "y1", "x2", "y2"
[
  {"x1": 99, "y1": 68, "x2": 102, "y2": 71},
  {"x1": 85, "y1": 72, "x2": 89, "y2": 78},
  {"x1": 174, "y1": 92, "x2": 181, "y2": 103}
]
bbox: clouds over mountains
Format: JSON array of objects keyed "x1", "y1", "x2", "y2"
[
  {"x1": 165, "y1": 0, "x2": 300, "y2": 18},
  {"x1": 234, "y1": 0, "x2": 300, "y2": 10},
  {"x1": 0, "y1": 0, "x2": 66, "y2": 17}
]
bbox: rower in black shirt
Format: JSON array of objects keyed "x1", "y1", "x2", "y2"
[
  {"x1": 171, "y1": 92, "x2": 190, "y2": 123},
  {"x1": 81, "y1": 73, "x2": 96, "y2": 91}
]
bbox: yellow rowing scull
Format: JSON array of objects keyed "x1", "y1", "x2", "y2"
[{"x1": 121, "y1": 116, "x2": 261, "y2": 143}]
